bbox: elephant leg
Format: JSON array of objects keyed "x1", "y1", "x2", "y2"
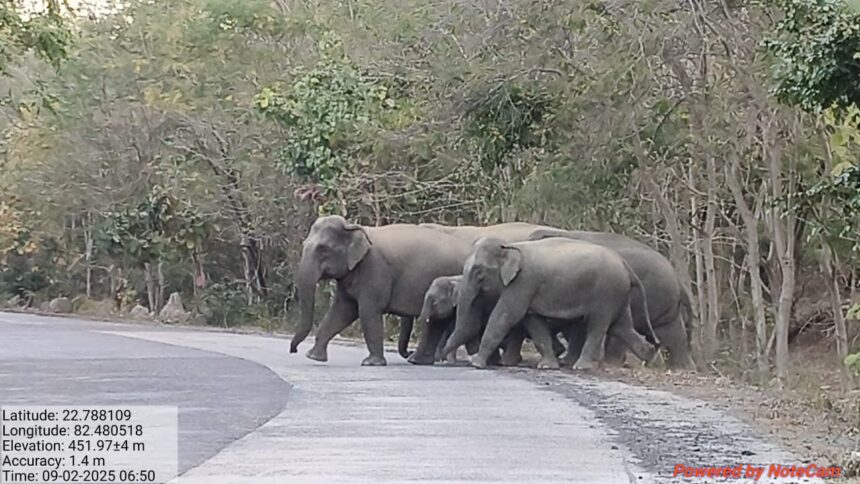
[
  {"x1": 465, "y1": 336, "x2": 479, "y2": 355},
  {"x1": 408, "y1": 317, "x2": 451, "y2": 365},
  {"x1": 499, "y1": 326, "x2": 525, "y2": 367},
  {"x1": 573, "y1": 313, "x2": 612, "y2": 370},
  {"x1": 358, "y1": 304, "x2": 388, "y2": 366},
  {"x1": 472, "y1": 295, "x2": 528, "y2": 369},
  {"x1": 398, "y1": 316, "x2": 414, "y2": 359},
  {"x1": 435, "y1": 324, "x2": 453, "y2": 361},
  {"x1": 656, "y1": 319, "x2": 696, "y2": 370},
  {"x1": 560, "y1": 323, "x2": 586, "y2": 366},
  {"x1": 307, "y1": 289, "x2": 358, "y2": 362},
  {"x1": 608, "y1": 307, "x2": 657, "y2": 364},
  {"x1": 603, "y1": 335, "x2": 627, "y2": 367},
  {"x1": 523, "y1": 316, "x2": 559, "y2": 370}
]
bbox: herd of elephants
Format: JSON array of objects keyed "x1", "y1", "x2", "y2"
[{"x1": 288, "y1": 216, "x2": 697, "y2": 372}]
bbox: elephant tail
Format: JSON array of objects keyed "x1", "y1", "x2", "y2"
[
  {"x1": 397, "y1": 316, "x2": 414, "y2": 359},
  {"x1": 622, "y1": 260, "x2": 661, "y2": 348}
]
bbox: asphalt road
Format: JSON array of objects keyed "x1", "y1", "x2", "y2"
[{"x1": 0, "y1": 312, "x2": 819, "y2": 484}]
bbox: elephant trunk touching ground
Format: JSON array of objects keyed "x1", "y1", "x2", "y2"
[
  {"x1": 440, "y1": 269, "x2": 487, "y2": 357},
  {"x1": 397, "y1": 316, "x2": 414, "y2": 358},
  {"x1": 290, "y1": 249, "x2": 321, "y2": 353}
]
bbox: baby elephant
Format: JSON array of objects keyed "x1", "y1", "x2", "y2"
[
  {"x1": 413, "y1": 275, "x2": 526, "y2": 365},
  {"x1": 446, "y1": 237, "x2": 660, "y2": 370}
]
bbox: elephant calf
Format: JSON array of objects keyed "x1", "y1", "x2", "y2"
[{"x1": 442, "y1": 237, "x2": 660, "y2": 370}]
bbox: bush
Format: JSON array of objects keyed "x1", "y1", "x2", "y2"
[{"x1": 202, "y1": 281, "x2": 269, "y2": 327}]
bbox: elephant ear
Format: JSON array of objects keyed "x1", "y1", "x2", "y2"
[
  {"x1": 345, "y1": 224, "x2": 372, "y2": 271},
  {"x1": 447, "y1": 279, "x2": 460, "y2": 306},
  {"x1": 500, "y1": 246, "x2": 522, "y2": 286}
]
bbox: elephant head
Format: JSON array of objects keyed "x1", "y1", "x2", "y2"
[
  {"x1": 290, "y1": 216, "x2": 372, "y2": 353},
  {"x1": 417, "y1": 276, "x2": 461, "y2": 325},
  {"x1": 442, "y1": 237, "x2": 521, "y2": 354}
]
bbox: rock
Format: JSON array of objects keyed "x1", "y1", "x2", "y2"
[
  {"x1": 129, "y1": 304, "x2": 151, "y2": 320},
  {"x1": 48, "y1": 297, "x2": 73, "y2": 314},
  {"x1": 39, "y1": 301, "x2": 51, "y2": 312},
  {"x1": 159, "y1": 292, "x2": 190, "y2": 324},
  {"x1": 5, "y1": 295, "x2": 21, "y2": 307}
]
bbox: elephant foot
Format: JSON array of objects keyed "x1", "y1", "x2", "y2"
[
  {"x1": 361, "y1": 354, "x2": 387, "y2": 366},
  {"x1": 499, "y1": 352, "x2": 523, "y2": 367},
  {"x1": 305, "y1": 347, "x2": 328, "y2": 362},
  {"x1": 407, "y1": 351, "x2": 435, "y2": 365},
  {"x1": 571, "y1": 358, "x2": 598, "y2": 371},
  {"x1": 559, "y1": 353, "x2": 577, "y2": 367},
  {"x1": 442, "y1": 352, "x2": 458, "y2": 364},
  {"x1": 400, "y1": 350, "x2": 414, "y2": 359},
  {"x1": 470, "y1": 354, "x2": 488, "y2": 369},
  {"x1": 537, "y1": 357, "x2": 560, "y2": 370}
]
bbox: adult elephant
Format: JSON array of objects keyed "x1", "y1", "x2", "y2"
[
  {"x1": 289, "y1": 216, "x2": 471, "y2": 366},
  {"x1": 441, "y1": 237, "x2": 659, "y2": 370},
  {"x1": 528, "y1": 229, "x2": 695, "y2": 370},
  {"x1": 401, "y1": 221, "x2": 560, "y2": 364}
]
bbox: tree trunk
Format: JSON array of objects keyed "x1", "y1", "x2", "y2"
[
  {"x1": 692, "y1": 194, "x2": 708, "y2": 361},
  {"x1": 726, "y1": 158, "x2": 769, "y2": 383},
  {"x1": 820, "y1": 243, "x2": 852, "y2": 387},
  {"x1": 144, "y1": 262, "x2": 157, "y2": 313},
  {"x1": 84, "y1": 225, "x2": 93, "y2": 299},
  {"x1": 765, "y1": 118, "x2": 796, "y2": 382},
  {"x1": 157, "y1": 260, "x2": 165, "y2": 312},
  {"x1": 241, "y1": 234, "x2": 267, "y2": 305}
]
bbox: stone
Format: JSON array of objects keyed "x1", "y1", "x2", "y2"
[
  {"x1": 159, "y1": 292, "x2": 190, "y2": 324},
  {"x1": 39, "y1": 301, "x2": 51, "y2": 312},
  {"x1": 48, "y1": 297, "x2": 73, "y2": 314},
  {"x1": 129, "y1": 304, "x2": 152, "y2": 320},
  {"x1": 5, "y1": 295, "x2": 21, "y2": 307}
]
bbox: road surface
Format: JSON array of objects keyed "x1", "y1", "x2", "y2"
[{"x1": 0, "y1": 312, "x2": 817, "y2": 483}]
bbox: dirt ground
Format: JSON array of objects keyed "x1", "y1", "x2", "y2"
[{"x1": 586, "y1": 364, "x2": 860, "y2": 480}]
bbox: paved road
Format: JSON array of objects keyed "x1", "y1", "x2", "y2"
[
  {"x1": 0, "y1": 312, "x2": 816, "y2": 484},
  {"x1": 0, "y1": 312, "x2": 290, "y2": 474}
]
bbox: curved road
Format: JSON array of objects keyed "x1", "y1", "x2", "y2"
[{"x1": 0, "y1": 312, "x2": 817, "y2": 483}]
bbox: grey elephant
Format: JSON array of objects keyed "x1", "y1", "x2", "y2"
[
  {"x1": 418, "y1": 222, "x2": 557, "y2": 244},
  {"x1": 415, "y1": 274, "x2": 566, "y2": 366},
  {"x1": 289, "y1": 216, "x2": 471, "y2": 366},
  {"x1": 401, "y1": 221, "x2": 559, "y2": 361},
  {"x1": 441, "y1": 237, "x2": 660, "y2": 370},
  {"x1": 528, "y1": 229, "x2": 695, "y2": 370}
]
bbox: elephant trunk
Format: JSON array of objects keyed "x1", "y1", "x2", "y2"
[
  {"x1": 441, "y1": 283, "x2": 481, "y2": 355},
  {"x1": 290, "y1": 252, "x2": 321, "y2": 353},
  {"x1": 397, "y1": 316, "x2": 414, "y2": 358}
]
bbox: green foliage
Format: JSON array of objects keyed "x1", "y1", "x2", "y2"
[
  {"x1": 765, "y1": 0, "x2": 860, "y2": 114},
  {"x1": 0, "y1": 2, "x2": 73, "y2": 72},
  {"x1": 202, "y1": 281, "x2": 268, "y2": 326},
  {"x1": 845, "y1": 351, "x2": 860, "y2": 375},
  {"x1": 255, "y1": 32, "x2": 392, "y2": 187},
  {"x1": 98, "y1": 187, "x2": 212, "y2": 266},
  {"x1": 463, "y1": 82, "x2": 553, "y2": 169}
]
